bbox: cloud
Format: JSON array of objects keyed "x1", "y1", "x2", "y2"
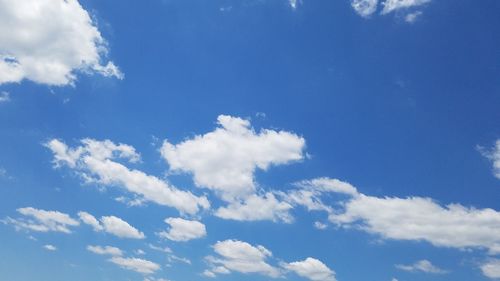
[
  {"x1": 314, "y1": 221, "x2": 328, "y2": 230},
  {"x1": 280, "y1": 177, "x2": 359, "y2": 214},
  {"x1": 43, "y1": 244, "x2": 57, "y2": 251},
  {"x1": 109, "y1": 256, "x2": 160, "y2": 275},
  {"x1": 0, "y1": 0, "x2": 122, "y2": 86},
  {"x1": 405, "y1": 11, "x2": 422, "y2": 23},
  {"x1": 148, "y1": 244, "x2": 172, "y2": 254},
  {"x1": 78, "y1": 211, "x2": 145, "y2": 239},
  {"x1": 46, "y1": 139, "x2": 210, "y2": 215},
  {"x1": 481, "y1": 259, "x2": 500, "y2": 279},
  {"x1": 289, "y1": 0, "x2": 300, "y2": 10},
  {"x1": 479, "y1": 140, "x2": 500, "y2": 180},
  {"x1": 215, "y1": 193, "x2": 294, "y2": 223},
  {"x1": 0, "y1": 91, "x2": 10, "y2": 103},
  {"x1": 381, "y1": 0, "x2": 431, "y2": 15},
  {"x1": 351, "y1": 0, "x2": 378, "y2": 17},
  {"x1": 87, "y1": 245, "x2": 123, "y2": 256},
  {"x1": 160, "y1": 115, "x2": 305, "y2": 201},
  {"x1": 3, "y1": 207, "x2": 79, "y2": 233},
  {"x1": 78, "y1": 211, "x2": 103, "y2": 231},
  {"x1": 316, "y1": 179, "x2": 500, "y2": 253},
  {"x1": 395, "y1": 260, "x2": 448, "y2": 274},
  {"x1": 205, "y1": 239, "x2": 281, "y2": 278},
  {"x1": 157, "y1": 217, "x2": 206, "y2": 242},
  {"x1": 283, "y1": 257, "x2": 337, "y2": 281}
]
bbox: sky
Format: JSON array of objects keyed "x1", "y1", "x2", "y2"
[{"x1": 0, "y1": 0, "x2": 500, "y2": 281}]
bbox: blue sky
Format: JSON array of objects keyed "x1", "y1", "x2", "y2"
[{"x1": 0, "y1": 0, "x2": 500, "y2": 281}]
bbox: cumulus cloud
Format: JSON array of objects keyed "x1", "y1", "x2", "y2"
[
  {"x1": 205, "y1": 239, "x2": 281, "y2": 278},
  {"x1": 109, "y1": 256, "x2": 160, "y2": 274},
  {"x1": 381, "y1": 0, "x2": 431, "y2": 15},
  {"x1": 87, "y1": 245, "x2": 123, "y2": 256},
  {"x1": 160, "y1": 115, "x2": 305, "y2": 201},
  {"x1": 43, "y1": 244, "x2": 57, "y2": 251},
  {"x1": 78, "y1": 211, "x2": 145, "y2": 239},
  {"x1": 479, "y1": 140, "x2": 500, "y2": 180},
  {"x1": 157, "y1": 217, "x2": 206, "y2": 242},
  {"x1": 312, "y1": 179, "x2": 500, "y2": 254},
  {"x1": 395, "y1": 260, "x2": 448, "y2": 274},
  {"x1": 283, "y1": 257, "x2": 337, "y2": 281},
  {"x1": 215, "y1": 193, "x2": 294, "y2": 223},
  {"x1": 3, "y1": 207, "x2": 79, "y2": 233},
  {"x1": 481, "y1": 259, "x2": 500, "y2": 279},
  {"x1": 351, "y1": 0, "x2": 378, "y2": 17},
  {"x1": 0, "y1": 0, "x2": 122, "y2": 86},
  {"x1": 46, "y1": 138, "x2": 209, "y2": 215}
]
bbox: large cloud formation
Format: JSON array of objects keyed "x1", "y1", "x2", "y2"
[
  {"x1": 0, "y1": 0, "x2": 122, "y2": 85},
  {"x1": 161, "y1": 115, "x2": 306, "y2": 201}
]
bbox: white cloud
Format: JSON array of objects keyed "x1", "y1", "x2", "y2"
[
  {"x1": 205, "y1": 239, "x2": 281, "y2": 278},
  {"x1": 168, "y1": 255, "x2": 192, "y2": 265},
  {"x1": 87, "y1": 245, "x2": 123, "y2": 256},
  {"x1": 160, "y1": 115, "x2": 305, "y2": 201},
  {"x1": 109, "y1": 256, "x2": 160, "y2": 275},
  {"x1": 0, "y1": 91, "x2": 10, "y2": 103},
  {"x1": 78, "y1": 211, "x2": 103, "y2": 231},
  {"x1": 280, "y1": 177, "x2": 359, "y2": 214},
  {"x1": 157, "y1": 217, "x2": 206, "y2": 242},
  {"x1": 405, "y1": 11, "x2": 422, "y2": 23},
  {"x1": 0, "y1": 0, "x2": 122, "y2": 86},
  {"x1": 289, "y1": 0, "x2": 300, "y2": 10},
  {"x1": 479, "y1": 140, "x2": 500, "y2": 180},
  {"x1": 148, "y1": 244, "x2": 172, "y2": 254},
  {"x1": 283, "y1": 257, "x2": 337, "y2": 281},
  {"x1": 314, "y1": 221, "x2": 328, "y2": 230},
  {"x1": 135, "y1": 249, "x2": 146, "y2": 255},
  {"x1": 351, "y1": 0, "x2": 379, "y2": 17},
  {"x1": 43, "y1": 244, "x2": 57, "y2": 251},
  {"x1": 381, "y1": 0, "x2": 431, "y2": 15},
  {"x1": 78, "y1": 211, "x2": 145, "y2": 239},
  {"x1": 3, "y1": 207, "x2": 79, "y2": 233},
  {"x1": 215, "y1": 193, "x2": 294, "y2": 223},
  {"x1": 395, "y1": 260, "x2": 448, "y2": 274},
  {"x1": 46, "y1": 138, "x2": 210, "y2": 215},
  {"x1": 481, "y1": 259, "x2": 500, "y2": 279},
  {"x1": 321, "y1": 179, "x2": 500, "y2": 253}
]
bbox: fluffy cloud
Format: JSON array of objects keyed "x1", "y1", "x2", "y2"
[
  {"x1": 78, "y1": 211, "x2": 145, "y2": 239},
  {"x1": 381, "y1": 0, "x2": 431, "y2": 14},
  {"x1": 87, "y1": 245, "x2": 123, "y2": 256},
  {"x1": 481, "y1": 259, "x2": 500, "y2": 279},
  {"x1": 160, "y1": 115, "x2": 305, "y2": 201},
  {"x1": 157, "y1": 217, "x2": 206, "y2": 242},
  {"x1": 205, "y1": 239, "x2": 281, "y2": 278},
  {"x1": 351, "y1": 0, "x2": 378, "y2": 17},
  {"x1": 3, "y1": 207, "x2": 79, "y2": 233},
  {"x1": 311, "y1": 178, "x2": 500, "y2": 253},
  {"x1": 215, "y1": 193, "x2": 294, "y2": 223},
  {"x1": 479, "y1": 140, "x2": 500, "y2": 180},
  {"x1": 0, "y1": 0, "x2": 122, "y2": 86},
  {"x1": 283, "y1": 257, "x2": 337, "y2": 281},
  {"x1": 109, "y1": 257, "x2": 160, "y2": 274},
  {"x1": 43, "y1": 244, "x2": 57, "y2": 251},
  {"x1": 46, "y1": 139, "x2": 209, "y2": 215},
  {"x1": 395, "y1": 260, "x2": 448, "y2": 274}
]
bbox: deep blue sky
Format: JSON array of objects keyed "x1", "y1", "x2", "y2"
[{"x1": 0, "y1": 1, "x2": 499, "y2": 281}]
